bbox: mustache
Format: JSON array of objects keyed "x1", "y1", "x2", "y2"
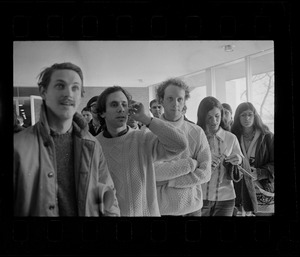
[{"x1": 59, "y1": 97, "x2": 75, "y2": 105}]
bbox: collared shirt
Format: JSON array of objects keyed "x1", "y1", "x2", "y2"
[{"x1": 202, "y1": 127, "x2": 243, "y2": 201}]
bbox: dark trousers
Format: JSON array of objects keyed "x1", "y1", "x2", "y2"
[{"x1": 201, "y1": 199, "x2": 235, "y2": 216}]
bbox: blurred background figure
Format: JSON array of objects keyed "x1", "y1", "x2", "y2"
[
  {"x1": 86, "y1": 96, "x2": 102, "y2": 136},
  {"x1": 17, "y1": 115, "x2": 28, "y2": 128},
  {"x1": 81, "y1": 106, "x2": 93, "y2": 123},
  {"x1": 149, "y1": 99, "x2": 163, "y2": 118},
  {"x1": 14, "y1": 111, "x2": 25, "y2": 133},
  {"x1": 222, "y1": 103, "x2": 233, "y2": 131}
]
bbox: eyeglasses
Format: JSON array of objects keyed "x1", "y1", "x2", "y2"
[{"x1": 240, "y1": 113, "x2": 254, "y2": 118}]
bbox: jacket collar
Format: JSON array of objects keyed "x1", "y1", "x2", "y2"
[
  {"x1": 241, "y1": 130, "x2": 261, "y2": 159},
  {"x1": 38, "y1": 102, "x2": 89, "y2": 140}
]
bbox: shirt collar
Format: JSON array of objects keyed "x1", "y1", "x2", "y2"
[
  {"x1": 103, "y1": 126, "x2": 129, "y2": 138},
  {"x1": 206, "y1": 127, "x2": 226, "y2": 142}
]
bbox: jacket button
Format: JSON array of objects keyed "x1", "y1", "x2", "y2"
[
  {"x1": 48, "y1": 172, "x2": 54, "y2": 178},
  {"x1": 49, "y1": 205, "x2": 55, "y2": 210}
]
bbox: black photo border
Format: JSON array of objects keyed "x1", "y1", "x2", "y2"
[{"x1": 0, "y1": 0, "x2": 298, "y2": 256}]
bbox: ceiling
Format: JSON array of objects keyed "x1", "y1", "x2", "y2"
[{"x1": 13, "y1": 40, "x2": 274, "y2": 88}]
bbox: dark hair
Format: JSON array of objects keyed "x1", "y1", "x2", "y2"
[
  {"x1": 96, "y1": 86, "x2": 132, "y2": 127},
  {"x1": 231, "y1": 102, "x2": 270, "y2": 139},
  {"x1": 86, "y1": 96, "x2": 98, "y2": 108},
  {"x1": 37, "y1": 62, "x2": 84, "y2": 97},
  {"x1": 81, "y1": 107, "x2": 91, "y2": 113},
  {"x1": 149, "y1": 99, "x2": 158, "y2": 107},
  {"x1": 196, "y1": 96, "x2": 227, "y2": 131},
  {"x1": 156, "y1": 78, "x2": 190, "y2": 103},
  {"x1": 222, "y1": 103, "x2": 233, "y2": 114}
]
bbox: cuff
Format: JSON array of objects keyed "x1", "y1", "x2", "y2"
[
  {"x1": 188, "y1": 158, "x2": 198, "y2": 171},
  {"x1": 146, "y1": 117, "x2": 153, "y2": 128}
]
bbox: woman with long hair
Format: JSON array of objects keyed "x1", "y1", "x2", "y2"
[
  {"x1": 231, "y1": 102, "x2": 274, "y2": 216},
  {"x1": 197, "y1": 96, "x2": 243, "y2": 216}
]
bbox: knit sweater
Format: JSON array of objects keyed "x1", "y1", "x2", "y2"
[
  {"x1": 51, "y1": 129, "x2": 78, "y2": 216},
  {"x1": 96, "y1": 117, "x2": 187, "y2": 216},
  {"x1": 155, "y1": 115, "x2": 211, "y2": 215}
]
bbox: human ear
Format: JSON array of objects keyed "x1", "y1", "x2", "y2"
[{"x1": 39, "y1": 86, "x2": 47, "y2": 100}]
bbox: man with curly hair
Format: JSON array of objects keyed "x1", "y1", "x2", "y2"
[{"x1": 155, "y1": 78, "x2": 211, "y2": 216}]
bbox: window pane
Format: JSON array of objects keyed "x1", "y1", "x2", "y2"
[
  {"x1": 185, "y1": 86, "x2": 207, "y2": 123},
  {"x1": 251, "y1": 71, "x2": 274, "y2": 133},
  {"x1": 226, "y1": 77, "x2": 247, "y2": 116},
  {"x1": 183, "y1": 71, "x2": 207, "y2": 123},
  {"x1": 251, "y1": 52, "x2": 274, "y2": 133},
  {"x1": 215, "y1": 59, "x2": 246, "y2": 116}
]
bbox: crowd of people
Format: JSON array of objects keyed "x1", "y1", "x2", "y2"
[{"x1": 13, "y1": 62, "x2": 274, "y2": 217}]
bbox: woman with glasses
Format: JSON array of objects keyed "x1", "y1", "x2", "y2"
[
  {"x1": 231, "y1": 102, "x2": 274, "y2": 216},
  {"x1": 197, "y1": 96, "x2": 243, "y2": 216}
]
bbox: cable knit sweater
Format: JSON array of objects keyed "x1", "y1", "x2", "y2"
[
  {"x1": 96, "y1": 118, "x2": 187, "y2": 216},
  {"x1": 155, "y1": 115, "x2": 211, "y2": 215}
]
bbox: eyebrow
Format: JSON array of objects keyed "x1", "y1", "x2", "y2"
[
  {"x1": 54, "y1": 79, "x2": 66, "y2": 83},
  {"x1": 110, "y1": 100, "x2": 127, "y2": 104},
  {"x1": 207, "y1": 113, "x2": 220, "y2": 117},
  {"x1": 54, "y1": 79, "x2": 80, "y2": 85}
]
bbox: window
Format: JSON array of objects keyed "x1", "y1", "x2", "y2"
[
  {"x1": 215, "y1": 50, "x2": 274, "y2": 133},
  {"x1": 183, "y1": 70, "x2": 207, "y2": 123},
  {"x1": 250, "y1": 52, "x2": 274, "y2": 133}
]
